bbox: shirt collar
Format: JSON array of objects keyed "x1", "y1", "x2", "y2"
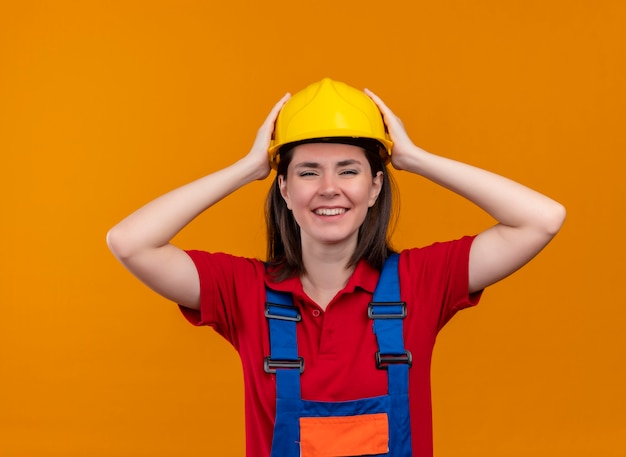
[{"x1": 264, "y1": 258, "x2": 380, "y2": 299}]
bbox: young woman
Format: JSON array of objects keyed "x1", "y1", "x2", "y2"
[{"x1": 107, "y1": 78, "x2": 565, "y2": 457}]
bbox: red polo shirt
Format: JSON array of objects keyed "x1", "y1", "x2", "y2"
[{"x1": 180, "y1": 235, "x2": 481, "y2": 457}]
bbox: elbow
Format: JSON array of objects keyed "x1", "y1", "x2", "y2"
[
  {"x1": 543, "y1": 201, "x2": 567, "y2": 237},
  {"x1": 106, "y1": 225, "x2": 134, "y2": 261}
]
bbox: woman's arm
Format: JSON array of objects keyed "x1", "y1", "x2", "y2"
[
  {"x1": 365, "y1": 89, "x2": 566, "y2": 293},
  {"x1": 106, "y1": 94, "x2": 290, "y2": 309}
]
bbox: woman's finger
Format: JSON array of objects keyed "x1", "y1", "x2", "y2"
[
  {"x1": 263, "y1": 92, "x2": 291, "y2": 129},
  {"x1": 256, "y1": 92, "x2": 291, "y2": 146},
  {"x1": 364, "y1": 88, "x2": 401, "y2": 126}
]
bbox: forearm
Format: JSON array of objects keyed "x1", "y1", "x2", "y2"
[{"x1": 107, "y1": 157, "x2": 263, "y2": 259}]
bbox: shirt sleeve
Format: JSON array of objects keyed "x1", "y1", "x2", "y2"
[
  {"x1": 178, "y1": 250, "x2": 265, "y2": 349},
  {"x1": 400, "y1": 235, "x2": 482, "y2": 334}
]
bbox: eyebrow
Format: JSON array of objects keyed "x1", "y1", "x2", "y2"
[{"x1": 293, "y1": 159, "x2": 363, "y2": 169}]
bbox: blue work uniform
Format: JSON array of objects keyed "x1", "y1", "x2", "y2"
[{"x1": 264, "y1": 254, "x2": 413, "y2": 456}]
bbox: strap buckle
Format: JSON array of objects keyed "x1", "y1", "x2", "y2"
[
  {"x1": 375, "y1": 351, "x2": 413, "y2": 369},
  {"x1": 263, "y1": 357, "x2": 305, "y2": 374},
  {"x1": 368, "y1": 302, "x2": 407, "y2": 319},
  {"x1": 265, "y1": 302, "x2": 302, "y2": 322}
]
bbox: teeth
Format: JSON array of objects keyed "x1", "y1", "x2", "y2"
[{"x1": 315, "y1": 208, "x2": 346, "y2": 216}]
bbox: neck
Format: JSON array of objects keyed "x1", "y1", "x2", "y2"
[{"x1": 300, "y1": 240, "x2": 357, "y2": 310}]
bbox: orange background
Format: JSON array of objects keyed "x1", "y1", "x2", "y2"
[{"x1": 1, "y1": 1, "x2": 624, "y2": 456}]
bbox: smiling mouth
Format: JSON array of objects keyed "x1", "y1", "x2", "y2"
[{"x1": 314, "y1": 208, "x2": 347, "y2": 216}]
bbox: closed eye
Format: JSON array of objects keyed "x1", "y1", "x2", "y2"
[{"x1": 339, "y1": 169, "x2": 359, "y2": 175}]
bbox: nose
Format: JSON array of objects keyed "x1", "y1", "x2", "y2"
[{"x1": 319, "y1": 172, "x2": 339, "y2": 197}]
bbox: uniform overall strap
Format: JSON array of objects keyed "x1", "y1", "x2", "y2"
[
  {"x1": 370, "y1": 253, "x2": 410, "y2": 378},
  {"x1": 369, "y1": 253, "x2": 413, "y2": 455},
  {"x1": 265, "y1": 288, "x2": 304, "y2": 456},
  {"x1": 264, "y1": 288, "x2": 303, "y2": 400}
]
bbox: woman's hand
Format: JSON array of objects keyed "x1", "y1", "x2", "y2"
[
  {"x1": 364, "y1": 88, "x2": 422, "y2": 171},
  {"x1": 243, "y1": 92, "x2": 291, "y2": 180}
]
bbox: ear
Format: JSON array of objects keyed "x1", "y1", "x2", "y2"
[
  {"x1": 278, "y1": 175, "x2": 292, "y2": 210},
  {"x1": 368, "y1": 171, "x2": 384, "y2": 207}
]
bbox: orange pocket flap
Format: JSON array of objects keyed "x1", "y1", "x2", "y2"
[{"x1": 299, "y1": 413, "x2": 388, "y2": 457}]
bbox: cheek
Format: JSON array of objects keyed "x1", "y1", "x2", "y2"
[
  {"x1": 283, "y1": 186, "x2": 312, "y2": 215},
  {"x1": 352, "y1": 184, "x2": 378, "y2": 208},
  {"x1": 290, "y1": 193, "x2": 311, "y2": 216}
]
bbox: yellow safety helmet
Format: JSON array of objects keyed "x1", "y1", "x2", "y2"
[{"x1": 268, "y1": 78, "x2": 393, "y2": 169}]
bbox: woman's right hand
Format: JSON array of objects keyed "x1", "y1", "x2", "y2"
[{"x1": 243, "y1": 92, "x2": 291, "y2": 181}]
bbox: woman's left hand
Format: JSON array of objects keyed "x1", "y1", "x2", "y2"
[{"x1": 364, "y1": 88, "x2": 422, "y2": 171}]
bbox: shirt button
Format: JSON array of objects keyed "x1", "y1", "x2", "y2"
[{"x1": 311, "y1": 309, "x2": 321, "y2": 318}]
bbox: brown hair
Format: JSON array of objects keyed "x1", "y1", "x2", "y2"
[{"x1": 265, "y1": 138, "x2": 398, "y2": 281}]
